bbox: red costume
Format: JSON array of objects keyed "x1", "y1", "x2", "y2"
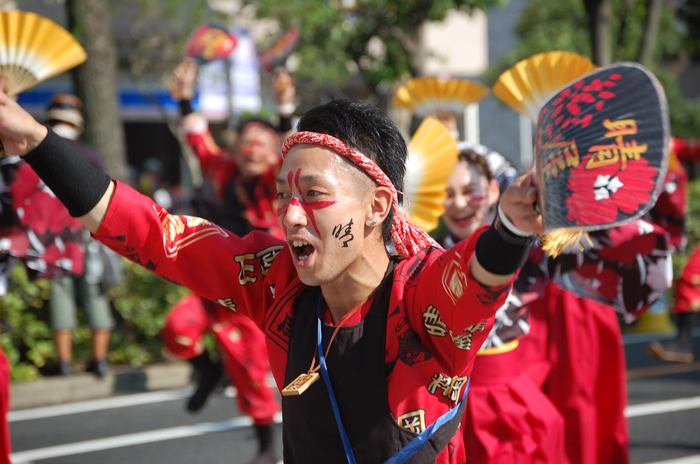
[
  {"x1": 647, "y1": 137, "x2": 700, "y2": 363},
  {"x1": 162, "y1": 294, "x2": 279, "y2": 423},
  {"x1": 452, "y1": 217, "x2": 670, "y2": 464},
  {"x1": 521, "y1": 283, "x2": 629, "y2": 464},
  {"x1": 160, "y1": 122, "x2": 281, "y2": 424},
  {"x1": 517, "y1": 220, "x2": 671, "y2": 464},
  {"x1": 0, "y1": 157, "x2": 86, "y2": 463},
  {"x1": 663, "y1": 137, "x2": 700, "y2": 315},
  {"x1": 96, "y1": 181, "x2": 514, "y2": 463}
]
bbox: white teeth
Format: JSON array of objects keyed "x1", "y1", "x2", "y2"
[{"x1": 292, "y1": 240, "x2": 310, "y2": 248}]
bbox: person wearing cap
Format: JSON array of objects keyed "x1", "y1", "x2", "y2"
[
  {"x1": 156, "y1": 59, "x2": 291, "y2": 464},
  {"x1": 44, "y1": 93, "x2": 115, "y2": 378},
  {"x1": 0, "y1": 93, "x2": 544, "y2": 463}
]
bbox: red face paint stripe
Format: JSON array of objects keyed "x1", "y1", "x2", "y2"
[
  {"x1": 279, "y1": 168, "x2": 337, "y2": 238},
  {"x1": 281, "y1": 131, "x2": 441, "y2": 258}
]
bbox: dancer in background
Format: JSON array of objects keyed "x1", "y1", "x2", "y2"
[
  {"x1": 437, "y1": 148, "x2": 568, "y2": 464},
  {"x1": 649, "y1": 137, "x2": 700, "y2": 363},
  {"x1": 157, "y1": 59, "x2": 294, "y2": 464},
  {"x1": 438, "y1": 147, "x2": 671, "y2": 464}
]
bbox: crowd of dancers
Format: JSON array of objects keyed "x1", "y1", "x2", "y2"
[{"x1": 0, "y1": 52, "x2": 696, "y2": 464}]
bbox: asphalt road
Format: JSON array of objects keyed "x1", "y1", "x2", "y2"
[{"x1": 8, "y1": 332, "x2": 700, "y2": 464}]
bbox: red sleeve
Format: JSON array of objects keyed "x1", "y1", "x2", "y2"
[
  {"x1": 403, "y1": 225, "x2": 515, "y2": 374},
  {"x1": 186, "y1": 130, "x2": 227, "y2": 178},
  {"x1": 673, "y1": 137, "x2": 700, "y2": 162},
  {"x1": 548, "y1": 219, "x2": 671, "y2": 319},
  {"x1": 93, "y1": 181, "x2": 289, "y2": 329}
]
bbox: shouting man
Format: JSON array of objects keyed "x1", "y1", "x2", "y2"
[{"x1": 0, "y1": 95, "x2": 543, "y2": 463}]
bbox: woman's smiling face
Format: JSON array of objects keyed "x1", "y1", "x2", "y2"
[{"x1": 443, "y1": 160, "x2": 498, "y2": 241}]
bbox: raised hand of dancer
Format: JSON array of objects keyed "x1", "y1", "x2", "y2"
[
  {"x1": 171, "y1": 58, "x2": 198, "y2": 101},
  {"x1": 272, "y1": 68, "x2": 296, "y2": 115},
  {"x1": 499, "y1": 172, "x2": 544, "y2": 236},
  {"x1": 0, "y1": 81, "x2": 47, "y2": 157}
]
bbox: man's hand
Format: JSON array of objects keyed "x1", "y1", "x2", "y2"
[
  {"x1": 170, "y1": 58, "x2": 198, "y2": 101},
  {"x1": 272, "y1": 68, "x2": 296, "y2": 113},
  {"x1": 0, "y1": 82, "x2": 48, "y2": 156},
  {"x1": 499, "y1": 173, "x2": 544, "y2": 236}
]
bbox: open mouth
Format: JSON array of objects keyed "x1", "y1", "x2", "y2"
[
  {"x1": 451, "y1": 211, "x2": 476, "y2": 225},
  {"x1": 291, "y1": 239, "x2": 315, "y2": 262}
]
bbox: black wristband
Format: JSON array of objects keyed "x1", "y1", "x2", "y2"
[
  {"x1": 179, "y1": 99, "x2": 193, "y2": 116},
  {"x1": 278, "y1": 115, "x2": 293, "y2": 133},
  {"x1": 23, "y1": 127, "x2": 112, "y2": 217},
  {"x1": 475, "y1": 222, "x2": 534, "y2": 275},
  {"x1": 492, "y1": 209, "x2": 536, "y2": 246}
]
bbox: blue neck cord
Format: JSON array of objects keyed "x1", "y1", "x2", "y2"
[
  {"x1": 316, "y1": 296, "x2": 470, "y2": 464},
  {"x1": 317, "y1": 297, "x2": 357, "y2": 464}
]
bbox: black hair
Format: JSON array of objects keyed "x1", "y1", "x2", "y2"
[
  {"x1": 296, "y1": 99, "x2": 407, "y2": 245},
  {"x1": 237, "y1": 117, "x2": 277, "y2": 135},
  {"x1": 458, "y1": 149, "x2": 494, "y2": 182}
]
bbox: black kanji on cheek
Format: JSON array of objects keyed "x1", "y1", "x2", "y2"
[{"x1": 332, "y1": 218, "x2": 354, "y2": 247}]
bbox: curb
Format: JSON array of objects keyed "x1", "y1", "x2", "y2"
[{"x1": 10, "y1": 361, "x2": 193, "y2": 410}]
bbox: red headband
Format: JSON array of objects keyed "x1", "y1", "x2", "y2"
[{"x1": 282, "y1": 131, "x2": 441, "y2": 259}]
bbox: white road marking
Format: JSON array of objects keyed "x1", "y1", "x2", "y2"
[
  {"x1": 643, "y1": 455, "x2": 700, "y2": 464},
  {"x1": 10, "y1": 390, "x2": 700, "y2": 462},
  {"x1": 626, "y1": 395, "x2": 700, "y2": 418},
  {"x1": 8, "y1": 390, "x2": 191, "y2": 422},
  {"x1": 10, "y1": 412, "x2": 283, "y2": 463},
  {"x1": 9, "y1": 387, "x2": 239, "y2": 423}
]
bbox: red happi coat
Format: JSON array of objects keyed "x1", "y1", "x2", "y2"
[
  {"x1": 186, "y1": 129, "x2": 281, "y2": 237},
  {"x1": 94, "y1": 182, "x2": 514, "y2": 463},
  {"x1": 0, "y1": 158, "x2": 84, "y2": 288}
]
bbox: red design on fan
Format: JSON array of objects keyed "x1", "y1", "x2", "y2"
[
  {"x1": 565, "y1": 155, "x2": 657, "y2": 226},
  {"x1": 546, "y1": 72, "x2": 622, "y2": 132}
]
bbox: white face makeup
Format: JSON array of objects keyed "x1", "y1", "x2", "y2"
[
  {"x1": 276, "y1": 145, "x2": 372, "y2": 287},
  {"x1": 443, "y1": 160, "x2": 493, "y2": 241}
]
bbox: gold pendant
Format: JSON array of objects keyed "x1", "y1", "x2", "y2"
[{"x1": 282, "y1": 371, "x2": 320, "y2": 396}]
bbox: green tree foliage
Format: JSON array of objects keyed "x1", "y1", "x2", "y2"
[
  {"x1": 107, "y1": 260, "x2": 190, "y2": 368},
  {"x1": 114, "y1": 0, "x2": 209, "y2": 80},
  {"x1": 253, "y1": 0, "x2": 507, "y2": 100},
  {"x1": 678, "y1": 1, "x2": 700, "y2": 61},
  {"x1": 3, "y1": 259, "x2": 188, "y2": 382}
]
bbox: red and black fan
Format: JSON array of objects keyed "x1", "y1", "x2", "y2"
[
  {"x1": 185, "y1": 22, "x2": 237, "y2": 64},
  {"x1": 259, "y1": 28, "x2": 300, "y2": 74},
  {"x1": 534, "y1": 63, "x2": 669, "y2": 255}
]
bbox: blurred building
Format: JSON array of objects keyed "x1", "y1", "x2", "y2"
[{"x1": 402, "y1": 0, "x2": 530, "y2": 170}]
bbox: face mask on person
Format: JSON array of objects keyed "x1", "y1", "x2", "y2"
[{"x1": 50, "y1": 123, "x2": 80, "y2": 141}]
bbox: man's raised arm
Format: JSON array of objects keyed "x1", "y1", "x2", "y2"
[{"x1": 0, "y1": 87, "x2": 112, "y2": 232}]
